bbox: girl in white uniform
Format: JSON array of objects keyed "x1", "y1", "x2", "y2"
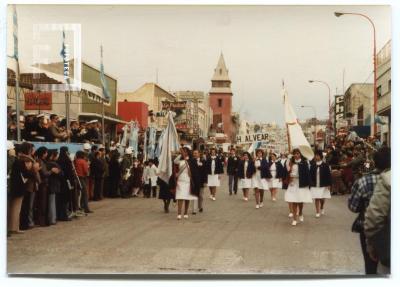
[
  {"x1": 252, "y1": 149, "x2": 269, "y2": 208},
  {"x1": 205, "y1": 148, "x2": 223, "y2": 201},
  {"x1": 310, "y1": 150, "x2": 332, "y2": 217},
  {"x1": 174, "y1": 147, "x2": 198, "y2": 220},
  {"x1": 284, "y1": 149, "x2": 313, "y2": 226},
  {"x1": 238, "y1": 152, "x2": 256, "y2": 201},
  {"x1": 267, "y1": 153, "x2": 285, "y2": 201}
]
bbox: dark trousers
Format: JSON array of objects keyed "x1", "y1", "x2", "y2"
[
  {"x1": 93, "y1": 177, "x2": 104, "y2": 200},
  {"x1": 79, "y1": 177, "x2": 90, "y2": 212},
  {"x1": 151, "y1": 186, "x2": 157, "y2": 198},
  {"x1": 20, "y1": 193, "x2": 31, "y2": 230},
  {"x1": 56, "y1": 192, "x2": 69, "y2": 221},
  {"x1": 144, "y1": 184, "x2": 151, "y2": 198},
  {"x1": 228, "y1": 174, "x2": 238, "y2": 194},
  {"x1": 109, "y1": 176, "x2": 121, "y2": 197},
  {"x1": 360, "y1": 231, "x2": 378, "y2": 274},
  {"x1": 35, "y1": 184, "x2": 48, "y2": 226}
]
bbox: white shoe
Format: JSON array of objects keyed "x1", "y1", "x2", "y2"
[
  {"x1": 177, "y1": 215, "x2": 182, "y2": 220},
  {"x1": 288, "y1": 213, "x2": 293, "y2": 218},
  {"x1": 209, "y1": 195, "x2": 213, "y2": 200},
  {"x1": 299, "y1": 215, "x2": 304, "y2": 222},
  {"x1": 316, "y1": 213, "x2": 320, "y2": 218},
  {"x1": 291, "y1": 220, "x2": 297, "y2": 226},
  {"x1": 212, "y1": 197, "x2": 216, "y2": 201},
  {"x1": 260, "y1": 202, "x2": 264, "y2": 207},
  {"x1": 256, "y1": 204, "x2": 260, "y2": 209},
  {"x1": 321, "y1": 209, "x2": 325, "y2": 215},
  {"x1": 244, "y1": 197, "x2": 248, "y2": 201},
  {"x1": 183, "y1": 214, "x2": 189, "y2": 219},
  {"x1": 272, "y1": 198, "x2": 276, "y2": 202}
]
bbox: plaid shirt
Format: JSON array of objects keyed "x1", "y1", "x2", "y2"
[{"x1": 348, "y1": 172, "x2": 379, "y2": 213}]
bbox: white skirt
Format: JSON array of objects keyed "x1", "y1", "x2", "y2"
[
  {"x1": 252, "y1": 175, "x2": 269, "y2": 190},
  {"x1": 284, "y1": 178, "x2": 312, "y2": 203},
  {"x1": 311, "y1": 187, "x2": 331, "y2": 199},
  {"x1": 150, "y1": 176, "x2": 158, "y2": 187},
  {"x1": 175, "y1": 179, "x2": 197, "y2": 200},
  {"x1": 268, "y1": 178, "x2": 282, "y2": 189},
  {"x1": 207, "y1": 174, "x2": 220, "y2": 187},
  {"x1": 239, "y1": 178, "x2": 252, "y2": 189}
]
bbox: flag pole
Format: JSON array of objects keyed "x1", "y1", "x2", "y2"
[
  {"x1": 282, "y1": 80, "x2": 291, "y2": 152},
  {"x1": 12, "y1": 5, "x2": 21, "y2": 142}
]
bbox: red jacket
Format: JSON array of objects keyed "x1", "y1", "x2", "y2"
[{"x1": 74, "y1": 158, "x2": 89, "y2": 177}]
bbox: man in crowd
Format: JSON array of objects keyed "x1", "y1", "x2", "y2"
[
  {"x1": 226, "y1": 147, "x2": 239, "y2": 195},
  {"x1": 48, "y1": 114, "x2": 69, "y2": 142}
]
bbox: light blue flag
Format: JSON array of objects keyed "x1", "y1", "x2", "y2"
[
  {"x1": 60, "y1": 29, "x2": 70, "y2": 81},
  {"x1": 100, "y1": 45, "x2": 111, "y2": 100},
  {"x1": 12, "y1": 5, "x2": 18, "y2": 60}
]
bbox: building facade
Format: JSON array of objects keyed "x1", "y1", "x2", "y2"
[
  {"x1": 376, "y1": 40, "x2": 391, "y2": 146},
  {"x1": 118, "y1": 83, "x2": 176, "y2": 129},
  {"x1": 209, "y1": 53, "x2": 234, "y2": 142},
  {"x1": 343, "y1": 83, "x2": 373, "y2": 137}
]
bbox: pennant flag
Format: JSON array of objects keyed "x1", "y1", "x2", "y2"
[
  {"x1": 283, "y1": 88, "x2": 314, "y2": 160},
  {"x1": 157, "y1": 111, "x2": 180, "y2": 183},
  {"x1": 154, "y1": 128, "x2": 165, "y2": 159},
  {"x1": 248, "y1": 141, "x2": 262, "y2": 154},
  {"x1": 60, "y1": 29, "x2": 70, "y2": 81},
  {"x1": 100, "y1": 45, "x2": 111, "y2": 100},
  {"x1": 128, "y1": 121, "x2": 139, "y2": 156},
  {"x1": 12, "y1": 5, "x2": 18, "y2": 60}
]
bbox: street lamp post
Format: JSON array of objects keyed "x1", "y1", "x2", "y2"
[
  {"x1": 308, "y1": 80, "x2": 331, "y2": 144},
  {"x1": 334, "y1": 11, "x2": 377, "y2": 137},
  {"x1": 300, "y1": 105, "x2": 317, "y2": 148}
]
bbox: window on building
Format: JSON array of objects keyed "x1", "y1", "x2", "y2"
[
  {"x1": 218, "y1": 98, "x2": 223, "y2": 107},
  {"x1": 377, "y1": 85, "x2": 382, "y2": 98},
  {"x1": 357, "y1": 105, "x2": 364, "y2": 126},
  {"x1": 388, "y1": 80, "x2": 391, "y2": 93}
]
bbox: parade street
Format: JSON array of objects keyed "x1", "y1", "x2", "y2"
[{"x1": 7, "y1": 176, "x2": 363, "y2": 275}]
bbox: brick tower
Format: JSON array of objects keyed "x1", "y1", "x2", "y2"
[{"x1": 209, "y1": 53, "x2": 233, "y2": 141}]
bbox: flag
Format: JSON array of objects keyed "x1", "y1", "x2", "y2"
[
  {"x1": 128, "y1": 121, "x2": 139, "y2": 156},
  {"x1": 100, "y1": 45, "x2": 111, "y2": 100},
  {"x1": 283, "y1": 88, "x2": 314, "y2": 160},
  {"x1": 248, "y1": 141, "x2": 262, "y2": 154},
  {"x1": 12, "y1": 5, "x2": 18, "y2": 60},
  {"x1": 60, "y1": 29, "x2": 69, "y2": 81},
  {"x1": 157, "y1": 111, "x2": 180, "y2": 183}
]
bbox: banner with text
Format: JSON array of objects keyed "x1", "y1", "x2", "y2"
[{"x1": 236, "y1": 133, "x2": 269, "y2": 144}]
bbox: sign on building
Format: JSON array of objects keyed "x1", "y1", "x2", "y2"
[
  {"x1": 334, "y1": 95, "x2": 345, "y2": 132},
  {"x1": 236, "y1": 133, "x2": 269, "y2": 144},
  {"x1": 24, "y1": 92, "x2": 52, "y2": 110}
]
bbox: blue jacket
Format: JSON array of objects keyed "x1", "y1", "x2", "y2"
[{"x1": 237, "y1": 160, "x2": 256, "y2": 179}]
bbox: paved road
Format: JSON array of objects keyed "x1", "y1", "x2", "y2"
[{"x1": 7, "y1": 175, "x2": 364, "y2": 274}]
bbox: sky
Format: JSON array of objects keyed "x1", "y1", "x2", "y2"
[{"x1": 6, "y1": 5, "x2": 391, "y2": 125}]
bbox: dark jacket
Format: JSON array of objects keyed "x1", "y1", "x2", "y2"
[
  {"x1": 187, "y1": 157, "x2": 201, "y2": 197},
  {"x1": 226, "y1": 155, "x2": 240, "y2": 175},
  {"x1": 291, "y1": 160, "x2": 311, "y2": 188},
  {"x1": 267, "y1": 161, "x2": 286, "y2": 179},
  {"x1": 129, "y1": 166, "x2": 143, "y2": 188},
  {"x1": 254, "y1": 158, "x2": 271, "y2": 179},
  {"x1": 194, "y1": 158, "x2": 207, "y2": 185},
  {"x1": 9, "y1": 154, "x2": 36, "y2": 198},
  {"x1": 237, "y1": 160, "x2": 256, "y2": 179},
  {"x1": 310, "y1": 161, "x2": 332, "y2": 187},
  {"x1": 90, "y1": 157, "x2": 105, "y2": 179},
  {"x1": 47, "y1": 161, "x2": 63, "y2": 194},
  {"x1": 205, "y1": 156, "x2": 224, "y2": 175}
]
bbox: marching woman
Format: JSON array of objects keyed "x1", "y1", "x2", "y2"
[
  {"x1": 173, "y1": 146, "x2": 200, "y2": 220},
  {"x1": 252, "y1": 149, "x2": 269, "y2": 208},
  {"x1": 205, "y1": 148, "x2": 224, "y2": 201},
  {"x1": 310, "y1": 150, "x2": 332, "y2": 217},
  {"x1": 237, "y1": 152, "x2": 256, "y2": 201},
  {"x1": 267, "y1": 153, "x2": 286, "y2": 202},
  {"x1": 284, "y1": 148, "x2": 312, "y2": 226}
]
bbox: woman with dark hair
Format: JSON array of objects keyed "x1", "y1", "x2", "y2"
[
  {"x1": 284, "y1": 148, "x2": 312, "y2": 226},
  {"x1": 252, "y1": 149, "x2": 269, "y2": 209},
  {"x1": 57, "y1": 146, "x2": 74, "y2": 221},
  {"x1": 267, "y1": 152, "x2": 286, "y2": 202},
  {"x1": 108, "y1": 151, "x2": 122, "y2": 198},
  {"x1": 129, "y1": 158, "x2": 143, "y2": 197},
  {"x1": 173, "y1": 146, "x2": 199, "y2": 220},
  {"x1": 34, "y1": 146, "x2": 53, "y2": 226},
  {"x1": 91, "y1": 151, "x2": 105, "y2": 201},
  {"x1": 237, "y1": 152, "x2": 256, "y2": 201},
  {"x1": 205, "y1": 147, "x2": 224, "y2": 201},
  {"x1": 74, "y1": 150, "x2": 92, "y2": 213},
  {"x1": 310, "y1": 150, "x2": 332, "y2": 217},
  {"x1": 19, "y1": 143, "x2": 41, "y2": 230},
  {"x1": 8, "y1": 142, "x2": 38, "y2": 234},
  {"x1": 47, "y1": 150, "x2": 62, "y2": 224}
]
